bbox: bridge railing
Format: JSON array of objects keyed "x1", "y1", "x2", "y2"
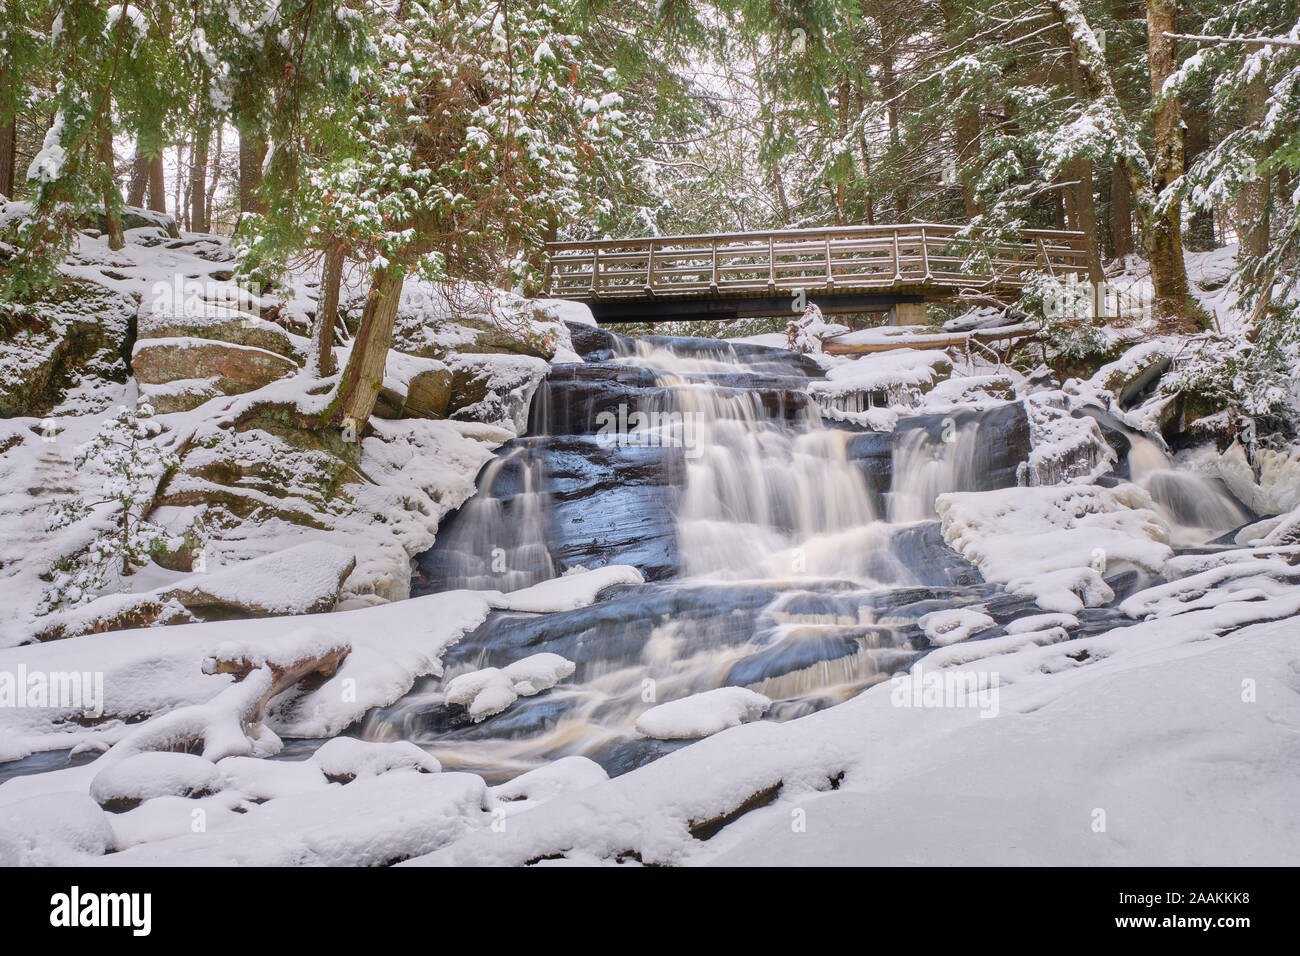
[{"x1": 544, "y1": 223, "x2": 1088, "y2": 301}]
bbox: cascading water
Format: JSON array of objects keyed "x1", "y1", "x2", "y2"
[
  {"x1": 1126, "y1": 434, "x2": 1253, "y2": 546},
  {"x1": 381, "y1": 331, "x2": 1035, "y2": 781}
]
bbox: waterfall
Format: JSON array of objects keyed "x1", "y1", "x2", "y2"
[{"x1": 1127, "y1": 434, "x2": 1252, "y2": 546}]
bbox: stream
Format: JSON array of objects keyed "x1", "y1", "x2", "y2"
[{"x1": 359, "y1": 324, "x2": 1254, "y2": 783}]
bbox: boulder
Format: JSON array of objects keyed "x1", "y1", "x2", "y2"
[
  {"x1": 0, "y1": 280, "x2": 132, "y2": 417},
  {"x1": 82, "y1": 204, "x2": 180, "y2": 239},
  {"x1": 133, "y1": 337, "x2": 297, "y2": 394},
  {"x1": 137, "y1": 308, "x2": 298, "y2": 360},
  {"x1": 161, "y1": 542, "x2": 356, "y2": 618},
  {"x1": 89, "y1": 752, "x2": 223, "y2": 813},
  {"x1": 139, "y1": 377, "x2": 223, "y2": 414}
]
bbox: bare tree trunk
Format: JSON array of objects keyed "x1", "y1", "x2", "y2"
[
  {"x1": 205, "y1": 125, "x2": 223, "y2": 232},
  {"x1": 173, "y1": 142, "x2": 186, "y2": 224},
  {"x1": 854, "y1": 83, "x2": 875, "y2": 225},
  {"x1": 148, "y1": 152, "x2": 166, "y2": 213},
  {"x1": 881, "y1": 47, "x2": 908, "y2": 219},
  {"x1": 1236, "y1": 73, "x2": 1271, "y2": 258},
  {"x1": 1144, "y1": 0, "x2": 1191, "y2": 320},
  {"x1": 1, "y1": 115, "x2": 19, "y2": 198},
  {"x1": 956, "y1": 106, "x2": 982, "y2": 219},
  {"x1": 1183, "y1": 102, "x2": 1215, "y2": 250},
  {"x1": 190, "y1": 98, "x2": 211, "y2": 233},
  {"x1": 238, "y1": 132, "x2": 267, "y2": 216},
  {"x1": 1111, "y1": 165, "x2": 1134, "y2": 259},
  {"x1": 335, "y1": 265, "x2": 406, "y2": 429},
  {"x1": 314, "y1": 242, "x2": 345, "y2": 377},
  {"x1": 98, "y1": 122, "x2": 125, "y2": 250},
  {"x1": 126, "y1": 151, "x2": 149, "y2": 206},
  {"x1": 1073, "y1": 159, "x2": 1105, "y2": 283}
]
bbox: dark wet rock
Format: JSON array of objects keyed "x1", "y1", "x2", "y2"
[
  {"x1": 589, "y1": 737, "x2": 695, "y2": 778},
  {"x1": 845, "y1": 402, "x2": 1032, "y2": 510},
  {"x1": 888, "y1": 522, "x2": 983, "y2": 587},
  {"x1": 564, "y1": 321, "x2": 624, "y2": 362},
  {"x1": 724, "y1": 626, "x2": 894, "y2": 686},
  {"x1": 1074, "y1": 406, "x2": 1134, "y2": 480}
]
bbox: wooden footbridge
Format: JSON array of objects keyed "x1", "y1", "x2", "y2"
[{"x1": 544, "y1": 223, "x2": 1088, "y2": 324}]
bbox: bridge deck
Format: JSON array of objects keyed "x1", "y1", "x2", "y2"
[{"x1": 544, "y1": 223, "x2": 1088, "y2": 323}]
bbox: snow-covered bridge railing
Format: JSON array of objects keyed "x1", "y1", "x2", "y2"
[{"x1": 543, "y1": 223, "x2": 1089, "y2": 324}]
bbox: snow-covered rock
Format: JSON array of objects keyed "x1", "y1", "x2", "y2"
[
  {"x1": 918, "y1": 607, "x2": 995, "y2": 646},
  {"x1": 310, "y1": 737, "x2": 441, "y2": 781},
  {"x1": 132, "y1": 337, "x2": 298, "y2": 394},
  {"x1": 635, "y1": 687, "x2": 771, "y2": 740},
  {"x1": 89, "y1": 752, "x2": 223, "y2": 812},
  {"x1": 938, "y1": 482, "x2": 1172, "y2": 613},
  {"x1": 0, "y1": 792, "x2": 116, "y2": 865},
  {"x1": 162, "y1": 542, "x2": 356, "y2": 617},
  {"x1": 443, "y1": 652, "x2": 576, "y2": 721}
]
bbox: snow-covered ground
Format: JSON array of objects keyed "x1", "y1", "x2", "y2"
[{"x1": 2, "y1": 220, "x2": 1299, "y2": 866}]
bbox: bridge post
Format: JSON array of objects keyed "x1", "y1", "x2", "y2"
[{"x1": 890, "y1": 301, "x2": 927, "y2": 326}]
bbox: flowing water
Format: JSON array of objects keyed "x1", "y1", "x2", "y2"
[{"x1": 367, "y1": 331, "x2": 1250, "y2": 782}]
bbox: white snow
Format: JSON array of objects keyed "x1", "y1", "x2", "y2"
[
  {"x1": 89, "y1": 752, "x2": 223, "y2": 808},
  {"x1": 937, "y1": 483, "x2": 1172, "y2": 612},
  {"x1": 635, "y1": 687, "x2": 772, "y2": 740},
  {"x1": 443, "y1": 652, "x2": 576, "y2": 721},
  {"x1": 918, "y1": 607, "x2": 995, "y2": 645}
]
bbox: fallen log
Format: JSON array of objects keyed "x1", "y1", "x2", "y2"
[{"x1": 822, "y1": 323, "x2": 1041, "y2": 355}]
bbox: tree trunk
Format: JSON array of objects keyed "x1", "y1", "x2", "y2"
[
  {"x1": 126, "y1": 151, "x2": 149, "y2": 207},
  {"x1": 854, "y1": 83, "x2": 874, "y2": 225},
  {"x1": 148, "y1": 152, "x2": 166, "y2": 213},
  {"x1": 238, "y1": 132, "x2": 267, "y2": 216},
  {"x1": 1048, "y1": 0, "x2": 1195, "y2": 325},
  {"x1": 98, "y1": 121, "x2": 125, "y2": 250},
  {"x1": 1235, "y1": 72, "x2": 1271, "y2": 258},
  {"x1": 190, "y1": 101, "x2": 211, "y2": 233},
  {"x1": 0, "y1": 115, "x2": 18, "y2": 198},
  {"x1": 205, "y1": 124, "x2": 224, "y2": 232},
  {"x1": 956, "y1": 106, "x2": 982, "y2": 219},
  {"x1": 1182, "y1": 102, "x2": 1215, "y2": 250},
  {"x1": 1066, "y1": 56, "x2": 1103, "y2": 281},
  {"x1": 334, "y1": 265, "x2": 405, "y2": 430},
  {"x1": 1073, "y1": 159, "x2": 1105, "y2": 283},
  {"x1": 1111, "y1": 165, "x2": 1134, "y2": 259},
  {"x1": 1144, "y1": 0, "x2": 1191, "y2": 320},
  {"x1": 314, "y1": 242, "x2": 345, "y2": 377}
]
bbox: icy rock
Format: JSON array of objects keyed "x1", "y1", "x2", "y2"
[
  {"x1": 88, "y1": 751, "x2": 223, "y2": 812},
  {"x1": 918, "y1": 607, "x2": 995, "y2": 646},
  {"x1": 311, "y1": 737, "x2": 441, "y2": 782},
  {"x1": 443, "y1": 653, "x2": 576, "y2": 721},
  {"x1": 635, "y1": 687, "x2": 771, "y2": 740}
]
